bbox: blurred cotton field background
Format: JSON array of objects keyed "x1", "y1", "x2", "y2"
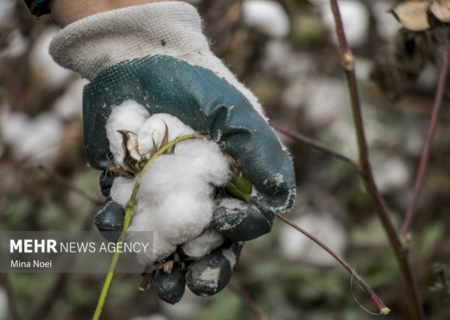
[{"x1": 1, "y1": 0, "x2": 450, "y2": 319}]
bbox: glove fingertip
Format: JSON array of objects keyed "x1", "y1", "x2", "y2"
[
  {"x1": 153, "y1": 265, "x2": 186, "y2": 304},
  {"x1": 186, "y1": 241, "x2": 244, "y2": 297},
  {"x1": 94, "y1": 200, "x2": 124, "y2": 242}
]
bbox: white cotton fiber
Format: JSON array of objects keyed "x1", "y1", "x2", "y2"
[
  {"x1": 137, "y1": 113, "x2": 196, "y2": 157},
  {"x1": 181, "y1": 228, "x2": 225, "y2": 259},
  {"x1": 106, "y1": 100, "x2": 150, "y2": 167},
  {"x1": 107, "y1": 103, "x2": 230, "y2": 262},
  {"x1": 110, "y1": 175, "x2": 138, "y2": 208}
]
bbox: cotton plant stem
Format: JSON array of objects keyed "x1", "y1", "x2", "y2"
[
  {"x1": 228, "y1": 281, "x2": 269, "y2": 320},
  {"x1": 38, "y1": 165, "x2": 104, "y2": 206},
  {"x1": 402, "y1": 38, "x2": 450, "y2": 238},
  {"x1": 93, "y1": 134, "x2": 204, "y2": 320},
  {"x1": 269, "y1": 122, "x2": 357, "y2": 167},
  {"x1": 329, "y1": 1, "x2": 425, "y2": 319},
  {"x1": 275, "y1": 214, "x2": 390, "y2": 314}
]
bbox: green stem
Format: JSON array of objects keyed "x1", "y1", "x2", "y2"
[{"x1": 93, "y1": 134, "x2": 204, "y2": 320}]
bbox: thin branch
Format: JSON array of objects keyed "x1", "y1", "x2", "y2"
[
  {"x1": 402, "y1": 37, "x2": 450, "y2": 237},
  {"x1": 38, "y1": 165, "x2": 104, "y2": 206},
  {"x1": 228, "y1": 281, "x2": 269, "y2": 320},
  {"x1": 269, "y1": 122, "x2": 357, "y2": 167},
  {"x1": 275, "y1": 214, "x2": 390, "y2": 314},
  {"x1": 329, "y1": 1, "x2": 425, "y2": 319}
]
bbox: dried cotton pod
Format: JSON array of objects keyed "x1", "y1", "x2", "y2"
[
  {"x1": 430, "y1": 1, "x2": 450, "y2": 23},
  {"x1": 392, "y1": 1, "x2": 431, "y2": 31}
]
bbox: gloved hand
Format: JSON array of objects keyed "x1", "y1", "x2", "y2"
[{"x1": 49, "y1": 1, "x2": 295, "y2": 304}]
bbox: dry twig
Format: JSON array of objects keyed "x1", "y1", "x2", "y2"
[
  {"x1": 402, "y1": 35, "x2": 450, "y2": 238},
  {"x1": 228, "y1": 281, "x2": 269, "y2": 320},
  {"x1": 329, "y1": 0, "x2": 425, "y2": 318},
  {"x1": 276, "y1": 214, "x2": 390, "y2": 314}
]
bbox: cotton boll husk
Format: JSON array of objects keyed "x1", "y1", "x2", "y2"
[
  {"x1": 106, "y1": 101, "x2": 150, "y2": 167},
  {"x1": 181, "y1": 228, "x2": 225, "y2": 259},
  {"x1": 137, "y1": 113, "x2": 196, "y2": 156},
  {"x1": 110, "y1": 175, "x2": 139, "y2": 208}
]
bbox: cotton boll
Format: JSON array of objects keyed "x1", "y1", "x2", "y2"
[
  {"x1": 280, "y1": 213, "x2": 347, "y2": 267},
  {"x1": 137, "y1": 113, "x2": 196, "y2": 157},
  {"x1": 0, "y1": 110, "x2": 64, "y2": 160},
  {"x1": 53, "y1": 78, "x2": 88, "y2": 120},
  {"x1": 321, "y1": 1, "x2": 369, "y2": 48},
  {"x1": 175, "y1": 139, "x2": 230, "y2": 185},
  {"x1": 128, "y1": 219, "x2": 176, "y2": 262},
  {"x1": 30, "y1": 27, "x2": 74, "y2": 89},
  {"x1": 107, "y1": 107, "x2": 231, "y2": 262},
  {"x1": 110, "y1": 175, "x2": 139, "y2": 208},
  {"x1": 135, "y1": 154, "x2": 217, "y2": 244},
  {"x1": 243, "y1": 0, "x2": 290, "y2": 38},
  {"x1": 106, "y1": 100, "x2": 150, "y2": 167},
  {"x1": 182, "y1": 228, "x2": 225, "y2": 259}
]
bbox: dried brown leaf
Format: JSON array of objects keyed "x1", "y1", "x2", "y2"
[
  {"x1": 169, "y1": 144, "x2": 176, "y2": 155},
  {"x1": 160, "y1": 122, "x2": 169, "y2": 152},
  {"x1": 163, "y1": 260, "x2": 174, "y2": 274},
  {"x1": 150, "y1": 137, "x2": 157, "y2": 160},
  {"x1": 430, "y1": 1, "x2": 450, "y2": 22},
  {"x1": 108, "y1": 167, "x2": 134, "y2": 179},
  {"x1": 118, "y1": 130, "x2": 140, "y2": 173},
  {"x1": 127, "y1": 131, "x2": 141, "y2": 161},
  {"x1": 392, "y1": 2, "x2": 431, "y2": 31}
]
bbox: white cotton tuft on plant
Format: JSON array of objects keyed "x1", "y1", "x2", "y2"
[
  {"x1": 107, "y1": 101, "x2": 230, "y2": 262},
  {"x1": 137, "y1": 113, "x2": 196, "y2": 157},
  {"x1": 181, "y1": 228, "x2": 225, "y2": 260},
  {"x1": 110, "y1": 175, "x2": 138, "y2": 208},
  {"x1": 242, "y1": 0, "x2": 290, "y2": 38},
  {"x1": 106, "y1": 101, "x2": 150, "y2": 167}
]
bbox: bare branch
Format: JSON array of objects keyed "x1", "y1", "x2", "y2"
[
  {"x1": 228, "y1": 281, "x2": 269, "y2": 320},
  {"x1": 38, "y1": 165, "x2": 104, "y2": 206},
  {"x1": 275, "y1": 214, "x2": 390, "y2": 315},
  {"x1": 329, "y1": 1, "x2": 425, "y2": 319},
  {"x1": 402, "y1": 37, "x2": 450, "y2": 237},
  {"x1": 269, "y1": 122, "x2": 357, "y2": 167}
]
